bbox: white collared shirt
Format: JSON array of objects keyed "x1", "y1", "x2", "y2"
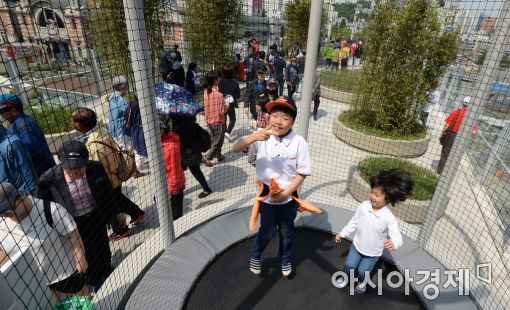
[
  {"x1": 340, "y1": 200, "x2": 403, "y2": 257},
  {"x1": 249, "y1": 129, "x2": 311, "y2": 204}
]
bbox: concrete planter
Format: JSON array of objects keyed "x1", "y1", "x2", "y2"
[
  {"x1": 45, "y1": 130, "x2": 80, "y2": 154},
  {"x1": 333, "y1": 118, "x2": 430, "y2": 158},
  {"x1": 320, "y1": 86, "x2": 355, "y2": 103},
  {"x1": 348, "y1": 168, "x2": 445, "y2": 224}
]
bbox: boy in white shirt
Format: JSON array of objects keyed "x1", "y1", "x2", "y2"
[
  {"x1": 335, "y1": 169, "x2": 413, "y2": 293},
  {"x1": 233, "y1": 97, "x2": 312, "y2": 277}
]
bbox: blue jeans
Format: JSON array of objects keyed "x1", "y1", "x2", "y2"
[
  {"x1": 251, "y1": 200, "x2": 298, "y2": 266},
  {"x1": 276, "y1": 78, "x2": 285, "y2": 97},
  {"x1": 343, "y1": 244, "x2": 380, "y2": 283}
]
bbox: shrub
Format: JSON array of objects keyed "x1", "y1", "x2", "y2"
[
  {"x1": 320, "y1": 70, "x2": 360, "y2": 94},
  {"x1": 358, "y1": 157, "x2": 439, "y2": 200},
  {"x1": 26, "y1": 104, "x2": 74, "y2": 134},
  {"x1": 349, "y1": 0, "x2": 458, "y2": 137}
]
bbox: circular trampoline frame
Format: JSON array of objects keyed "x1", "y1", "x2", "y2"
[{"x1": 125, "y1": 204, "x2": 477, "y2": 310}]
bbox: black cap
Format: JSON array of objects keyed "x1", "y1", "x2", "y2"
[{"x1": 57, "y1": 140, "x2": 89, "y2": 169}]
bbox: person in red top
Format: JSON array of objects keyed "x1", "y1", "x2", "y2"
[
  {"x1": 204, "y1": 71, "x2": 227, "y2": 162},
  {"x1": 437, "y1": 96, "x2": 469, "y2": 174},
  {"x1": 160, "y1": 114, "x2": 185, "y2": 220}
]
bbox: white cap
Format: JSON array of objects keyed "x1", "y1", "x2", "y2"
[
  {"x1": 112, "y1": 75, "x2": 128, "y2": 88},
  {"x1": 463, "y1": 96, "x2": 471, "y2": 104}
]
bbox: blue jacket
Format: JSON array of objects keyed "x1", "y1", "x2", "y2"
[
  {"x1": 0, "y1": 125, "x2": 38, "y2": 195},
  {"x1": 10, "y1": 113, "x2": 55, "y2": 177},
  {"x1": 108, "y1": 92, "x2": 132, "y2": 138}
]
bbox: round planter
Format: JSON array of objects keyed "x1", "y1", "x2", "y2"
[
  {"x1": 348, "y1": 168, "x2": 445, "y2": 224},
  {"x1": 320, "y1": 85, "x2": 355, "y2": 103},
  {"x1": 45, "y1": 130, "x2": 80, "y2": 154},
  {"x1": 333, "y1": 118, "x2": 430, "y2": 158}
]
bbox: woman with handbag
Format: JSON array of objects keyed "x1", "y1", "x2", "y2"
[{"x1": 437, "y1": 96, "x2": 470, "y2": 174}]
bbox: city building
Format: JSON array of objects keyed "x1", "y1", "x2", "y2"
[{"x1": 0, "y1": 0, "x2": 93, "y2": 65}]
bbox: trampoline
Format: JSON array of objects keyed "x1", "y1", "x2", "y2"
[{"x1": 125, "y1": 204, "x2": 477, "y2": 310}]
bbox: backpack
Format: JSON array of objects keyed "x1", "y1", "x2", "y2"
[
  {"x1": 195, "y1": 124, "x2": 211, "y2": 152},
  {"x1": 89, "y1": 140, "x2": 137, "y2": 182}
]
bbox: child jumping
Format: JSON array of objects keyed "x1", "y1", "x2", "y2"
[
  {"x1": 335, "y1": 169, "x2": 413, "y2": 293},
  {"x1": 233, "y1": 96, "x2": 320, "y2": 277}
]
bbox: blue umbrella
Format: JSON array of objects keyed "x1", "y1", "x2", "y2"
[{"x1": 154, "y1": 83, "x2": 203, "y2": 116}]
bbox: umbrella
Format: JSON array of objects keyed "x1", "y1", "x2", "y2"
[{"x1": 154, "y1": 83, "x2": 203, "y2": 116}]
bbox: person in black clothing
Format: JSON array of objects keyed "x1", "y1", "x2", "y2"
[
  {"x1": 185, "y1": 63, "x2": 198, "y2": 95},
  {"x1": 274, "y1": 51, "x2": 286, "y2": 97},
  {"x1": 168, "y1": 52, "x2": 185, "y2": 86},
  {"x1": 172, "y1": 44, "x2": 183, "y2": 62},
  {"x1": 249, "y1": 51, "x2": 266, "y2": 82},
  {"x1": 171, "y1": 116, "x2": 213, "y2": 198},
  {"x1": 219, "y1": 66, "x2": 241, "y2": 140},
  {"x1": 245, "y1": 70, "x2": 267, "y2": 120},
  {"x1": 37, "y1": 141, "x2": 113, "y2": 292}
]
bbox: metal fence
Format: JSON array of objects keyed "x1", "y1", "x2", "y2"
[{"x1": 0, "y1": 0, "x2": 509, "y2": 309}]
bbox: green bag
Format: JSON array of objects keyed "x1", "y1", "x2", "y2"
[{"x1": 53, "y1": 295, "x2": 94, "y2": 310}]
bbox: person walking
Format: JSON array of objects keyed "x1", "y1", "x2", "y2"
[
  {"x1": 219, "y1": 66, "x2": 241, "y2": 141},
  {"x1": 0, "y1": 123, "x2": 37, "y2": 195},
  {"x1": 172, "y1": 116, "x2": 213, "y2": 199},
  {"x1": 108, "y1": 76, "x2": 132, "y2": 150},
  {"x1": 324, "y1": 41, "x2": 334, "y2": 68},
  {"x1": 185, "y1": 63, "x2": 198, "y2": 95},
  {"x1": 286, "y1": 58, "x2": 300, "y2": 100},
  {"x1": 0, "y1": 93, "x2": 55, "y2": 177},
  {"x1": 273, "y1": 51, "x2": 286, "y2": 96},
  {"x1": 437, "y1": 96, "x2": 471, "y2": 174},
  {"x1": 246, "y1": 70, "x2": 267, "y2": 120},
  {"x1": 71, "y1": 107, "x2": 146, "y2": 241},
  {"x1": 37, "y1": 141, "x2": 113, "y2": 292},
  {"x1": 204, "y1": 71, "x2": 227, "y2": 163}
]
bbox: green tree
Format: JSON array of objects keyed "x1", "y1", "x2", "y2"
[
  {"x1": 349, "y1": 0, "x2": 458, "y2": 136},
  {"x1": 92, "y1": 0, "x2": 162, "y2": 77},
  {"x1": 184, "y1": 0, "x2": 242, "y2": 70},
  {"x1": 331, "y1": 19, "x2": 351, "y2": 40},
  {"x1": 284, "y1": 0, "x2": 326, "y2": 51}
]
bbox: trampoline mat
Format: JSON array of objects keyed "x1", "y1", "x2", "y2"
[{"x1": 185, "y1": 229, "x2": 424, "y2": 310}]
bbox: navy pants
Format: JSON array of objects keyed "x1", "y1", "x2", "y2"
[{"x1": 251, "y1": 200, "x2": 298, "y2": 266}]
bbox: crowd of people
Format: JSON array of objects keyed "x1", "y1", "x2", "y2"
[{"x1": 323, "y1": 37, "x2": 364, "y2": 70}]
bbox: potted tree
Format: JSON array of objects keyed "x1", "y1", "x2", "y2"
[{"x1": 333, "y1": 0, "x2": 458, "y2": 158}]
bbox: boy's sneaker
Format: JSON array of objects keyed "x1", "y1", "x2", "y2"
[
  {"x1": 335, "y1": 277, "x2": 348, "y2": 288},
  {"x1": 282, "y1": 263, "x2": 292, "y2": 277},
  {"x1": 250, "y1": 258, "x2": 261, "y2": 275},
  {"x1": 129, "y1": 212, "x2": 146, "y2": 225},
  {"x1": 354, "y1": 282, "x2": 367, "y2": 294}
]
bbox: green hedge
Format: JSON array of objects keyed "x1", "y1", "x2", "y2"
[
  {"x1": 320, "y1": 70, "x2": 360, "y2": 94},
  {"x1": 339, "y1": 110, "x2": 426, "y2": 141},
  {"x1": 358, "y1": 157, "x2": 438, "y2": 200},
  {"x1": 26, "y1": 104, "x2": 74, "y2": 134}
]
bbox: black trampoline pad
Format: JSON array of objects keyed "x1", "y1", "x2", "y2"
[{"x1": 185, "y1": 229, "x2": 424, "y2": 310}]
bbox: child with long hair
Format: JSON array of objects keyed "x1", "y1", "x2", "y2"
[{"x1": 335, "y1": 169, "x2": 413, "y2": 294}]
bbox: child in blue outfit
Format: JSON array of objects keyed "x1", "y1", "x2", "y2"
[
  {"x1": 335, "y1": 169, "x2": 413, "y2": 293},
  {"x1": 233, "y1": 97, "x2": 312, "y2": 277}
]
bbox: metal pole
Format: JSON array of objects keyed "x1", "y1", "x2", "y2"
[
  {"x1": 417, "y1": 0, "x2": 510, "y2": 246},
  {"x1": 123, "y1": 0, "x2": 175, "y2": 247},
  {"x1": 5, "y1": 58, "x2": 30, "y2": 107},
  {"x1": 90, "y1": 49, "x2": 105, "y2": 96},
  {"x1": 297, "y1": 0, "x2": 323, "y2": 139}
]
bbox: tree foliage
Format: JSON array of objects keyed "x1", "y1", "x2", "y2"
[
  {"x1": 92, "y1": 0, "x2": 162, "y2": 78},
  {"x1": 184, "y1": 0, "x2": 242, "y2": 70},
  {"x1": 350, "y1": 0, "x2": 458, "y2": 136},
  {"x1": 284, "y1": 0, "x2": 326, "y2": 51}
]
